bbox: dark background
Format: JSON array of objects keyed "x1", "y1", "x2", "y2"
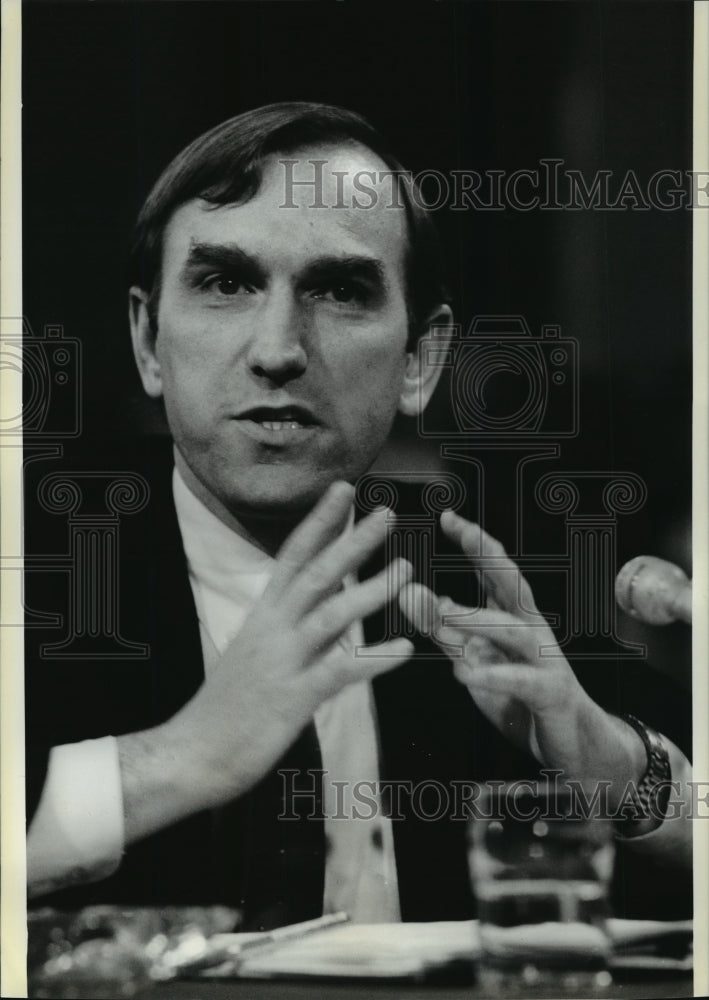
[{"x1": 22, "y1": 0, "x2": 693, "y2": 684}]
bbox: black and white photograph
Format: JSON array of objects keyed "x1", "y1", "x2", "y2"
[{"x1": 2, "y1": 0, "x2": 705, "y2": 996}]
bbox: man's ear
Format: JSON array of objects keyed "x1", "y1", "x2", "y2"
[
  {"x1": 398, "y1": 304, "x2": 454, "y2": 417},
  {"x1": 129, "y1": 287, "x2": 163, "y2": 398}
]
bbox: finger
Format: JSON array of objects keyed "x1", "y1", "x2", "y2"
[
  {"x1": 453, "y1": 632, "x2": 507, "y2": 666},
  {"x1": 439, "y1": 510, "x2": 539, "y2": 617},
  {"x1": 453, "y1": 662, "x2": 557, "y2": 705},
  {"x1": 268, "y1": 480, "x2": 354, "y2": 597},
  {"x1": 300, "y1": 558, "x2": 413, "y2": 656},
  {"x1": 308, "y1": 637, "x2": 414, "y2": 700},
  {"x1": 286, "y1": 505, "x2": 394, "y2": 619},
  {"x1": 444, "y1": 604, "x2": 553, "y2": 662},
  {"x1": 400, "y1": 585, "x2": 551, "y2": 663},
  {"x1": 398, "y1": 583, "x2": 469, "y2": 658},
  {"x1": 398, "y1": 581, "x2": 439, "y2": 635}
]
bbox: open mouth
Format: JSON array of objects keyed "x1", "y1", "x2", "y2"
[
  {"x1": 237, "y1": 405, "x2": 317, "y2": 427},
  {"x1": 256, "y1": 419, "x2": 306, "y2": 430},
  {"x1": 234, "y1": 405, "x2": 320, "y2": 441}
]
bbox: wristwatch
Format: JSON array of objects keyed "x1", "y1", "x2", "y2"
[{"x1": 615, "y1": 713, "x2": 672, "y2": 838}]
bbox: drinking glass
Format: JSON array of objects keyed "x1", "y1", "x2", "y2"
[{"x1": 468, "y1": 782, "x2": 615, "y2": 995}]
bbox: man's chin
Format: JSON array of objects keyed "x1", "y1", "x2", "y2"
[
  {"x1": 230, "y1": 494, "x2": 316, "y2": 522},
  {"x1": 222, "y1": 471, "x2": 347, "y2": 521},
  {"x1": 220, "y1": 478, "x2": 346, "y2": 553}
]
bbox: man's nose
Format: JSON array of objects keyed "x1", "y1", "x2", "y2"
[{"x1": 245, "y1": 290, "x2": 308, "y2": 385}]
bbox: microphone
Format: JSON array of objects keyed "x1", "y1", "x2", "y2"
[{"x1": 615, "y1": 555, "x2": 692, "y2": 626}]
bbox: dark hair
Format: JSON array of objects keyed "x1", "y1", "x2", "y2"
[{"x1": 128, "y1": 102, "x2": 450, "y2": 348}]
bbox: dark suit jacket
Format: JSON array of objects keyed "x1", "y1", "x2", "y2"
[{"x1": 24, "y1": 437, "x2": 692, "y2": 924}]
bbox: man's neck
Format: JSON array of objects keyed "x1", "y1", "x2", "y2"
[{"x1": 173, "y1": 448, "x2": 307, "y2": 556}]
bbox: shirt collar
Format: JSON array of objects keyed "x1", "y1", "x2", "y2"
[{"x1": 173, "y1": 465, "x2": 273, "y2": 599}]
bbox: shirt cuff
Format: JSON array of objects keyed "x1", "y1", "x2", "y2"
[{"x1": 27, "y1": 736, "x2": 125, "y2": 898}]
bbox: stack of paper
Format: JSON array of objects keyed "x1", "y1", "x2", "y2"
[{"x1": 199, "y1": 918, "x2": 691, "y2": 981}]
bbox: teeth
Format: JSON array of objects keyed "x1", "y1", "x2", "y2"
[{"x1": 260, "y1": 420, "x2": 304, "y2": 430}]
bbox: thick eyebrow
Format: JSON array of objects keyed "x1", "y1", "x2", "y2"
[
  {"x1": 180, "y1": 243, "x2": 388, "y2": 295},
  {"x1": 298, "y1": 256, "x2": 387, "y2": 292},
  {"x1": 180, "y1": 242, "x2": 266, "y2": 285}
]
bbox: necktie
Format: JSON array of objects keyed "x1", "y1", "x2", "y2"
[{"x1": 218, "y1": 721, "x2": 326, "y2": 931}]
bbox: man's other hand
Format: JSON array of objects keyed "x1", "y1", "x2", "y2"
[{"x1": 399, "y1": 510, "x2": 649, "y2": 806}]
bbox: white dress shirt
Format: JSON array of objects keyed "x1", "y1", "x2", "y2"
[{"x1": 27, "y1": 466, "x2": 401, "y2": 920}]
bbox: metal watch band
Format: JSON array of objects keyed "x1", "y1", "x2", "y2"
[{"x1": 615, "y1": 713, "x2": 672, "y2": 838}]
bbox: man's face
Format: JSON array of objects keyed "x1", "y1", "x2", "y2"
[{"x1": 136, "y1": 143, "x2": 418, "y2": 522}]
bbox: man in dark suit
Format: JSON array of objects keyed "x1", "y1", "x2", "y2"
[{"x1": 26, "y1": 103, "x2": 692, "y2": 926}]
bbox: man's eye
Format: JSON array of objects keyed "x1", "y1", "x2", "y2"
[
  {"x1": 201, "y1": 274, "x2": 252, "y2": 296},
  {"x1": 311, "y1": 282, "x2": 367, "y2": 305}
]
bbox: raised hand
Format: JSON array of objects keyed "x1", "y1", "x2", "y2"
[
  {"x1": 399, "y1": 510, "x2": 645, "y2": 791},
  {"x1": 119, "y1": 481, "x2": 413, "y2": 842}
]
